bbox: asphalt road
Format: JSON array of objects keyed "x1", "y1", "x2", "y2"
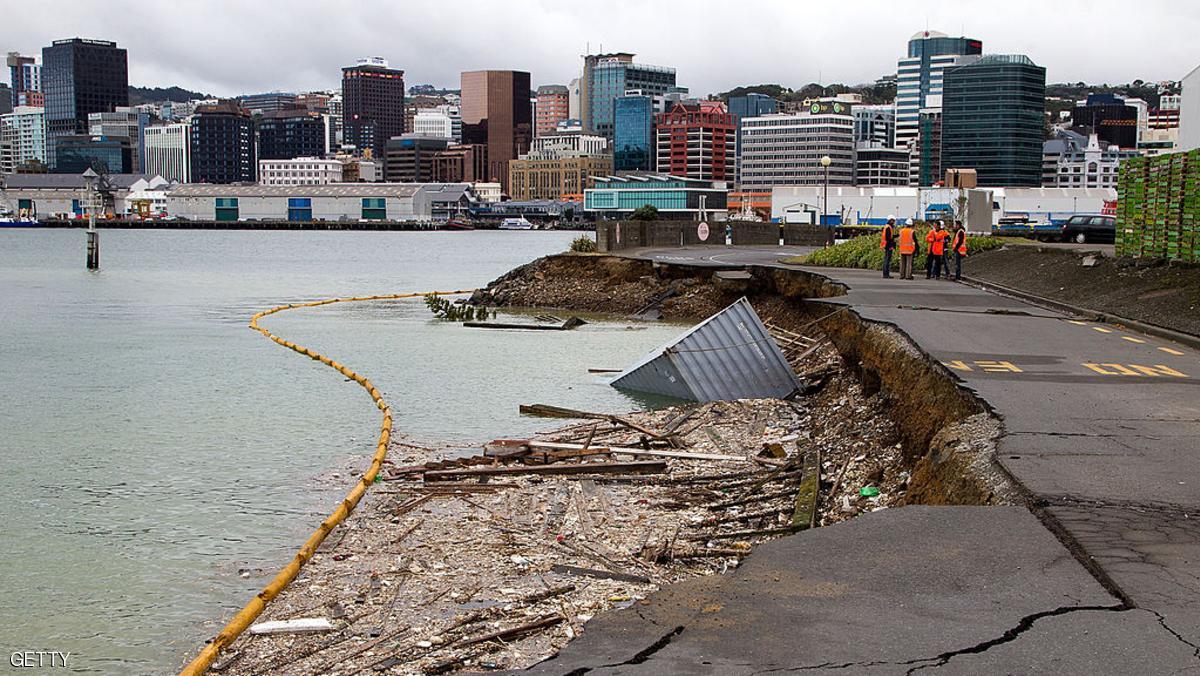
[{"x1": 517, "y1": 246, "x2": 1200, "y2": 675}]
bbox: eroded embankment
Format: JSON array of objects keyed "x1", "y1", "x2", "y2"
[{"x1": 475, "y1": 254, "x2": 1023, "y2": 508}]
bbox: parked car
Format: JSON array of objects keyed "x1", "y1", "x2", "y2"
[{"x1": 1060, "y1": 214, "x2": 1115, "y2": 244}]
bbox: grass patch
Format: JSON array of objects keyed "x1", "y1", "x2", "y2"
[{"x1": 782, "y1": 228, "x2": 1005, "y2": 271}]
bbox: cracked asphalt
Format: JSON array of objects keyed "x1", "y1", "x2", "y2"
[{"x1": 514, "y1": 247, "x2": 1200, "y2": 675}]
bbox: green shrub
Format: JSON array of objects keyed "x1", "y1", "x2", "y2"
[
  {"x1": 790, "y1": 227, "x2": 1005, "y2": 271},
  {"x1": 569, "y1": 235, "x2": 597, "y2": 253},
  {"x1": 424, "y1": 293, "x2": 496, "y2": 321},
  {"x1": 631, "y1": 205, "x2": 659, "y2": 222}
]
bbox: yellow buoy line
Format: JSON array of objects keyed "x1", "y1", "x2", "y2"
[{"x1": 181, "y1": 290, "x2": 474, "y2": 676}]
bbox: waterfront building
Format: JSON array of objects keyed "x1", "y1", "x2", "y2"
[
  {"x1": 894, "y1": 30, "x2": 982, "y2": 185},
  {"x1": 342, "y1": 57, "x2": 405, "y2": 158},
  {"x1": 855, "y1": 146, "x2": 910, "y2": 186},
  {"x1": 53, "y1": 134, "x2": 133, "y2": 174},
  {"x1": 258, "y1": 157, "x2": 344, "y2": 185},
  {"x1": 0, "y1": 172, "x2": 165, "y2": 218},
  {"x1": 584, "y1": 173, "x2": 728, "y2": 219},
  {"x1": 88, "y1": 107, "x2": 150, "y2": 172},
  {"x1": 1071, "y1": 94, "x2": 1139, "y2": 149},
  {"x1": 655, "y1": 101, "x2": 735, "y2": 182},
  {"x1": 1046, "y1": 133, "x2": 1137, "y2": 189},
  {"x1": 941, "y1": 54, "x2": 1046, "y2": 188},
  {"x1": 460, "y1": 70, "x2": 533, "y2": 191},
  {"x1": 257, "y1": 109, "x2": 333, "y2": 160},
  {"x1": 0, "y1": 106, "x2": 47, "y2": 172},
  {"x1": 613, "y1": 94, "x2": 655, "y2": 172},
  {"x1": 164, "y1": 183, "x2": 446, "y2": 222},
  {"x1": 738, "y1": 104, "x2": 855, "y2": 190},
  {"x1": 42, "y1": 38, "x2": 128, "y2": 170},
  {"x1": 536, "y1": 85, "x2": 569, "y2": 136},
  {"x1": 508, "y1": 155, "x2": 612, "y2": 201},
  {"x1": 7, "y1": 52, "x2": 41, "y2": 108},
  {"x1": 238, "y1": 91, "x2": 298, "y2": 115},
  {"x1": 581, "y1": 53, "x2": 677, "y2": 138},
  {"x1": 190, "y1": 101, "x2": 256, "y2": 184},
  {"x1": 143, "y1": 122, "x2": 191, "y2": 183},
  {"x1": 383, "y1": 136, "x2": 449, "y2": 183}
]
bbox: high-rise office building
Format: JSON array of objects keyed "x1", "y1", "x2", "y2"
[
  {"x1": 143, "y1": 122, "x2": 191, "y2": 183},
  {"x1": 257, "y1": 109, "x2": 333, "y2": 160},
  {"x1": 42, "y1": 38, "x2": 128, "y2": 170},
  {"x1": 383, "y1": 135, "x2": 449, "y2": 182},
  {"x1": 7, "y1": 53, "x2": 41, "y2": 108},
  {"x1": 739, "y1": 104, "x2": 855, "y2": 189},
  {"x1": 655, "y1": 101, "x2": 735, "y2": 182},
  {"x1": 88, "y1": 107, "x2": 149, "y2": 173},
  {"x1": 190, "y1": 101, "x2": 256, "y2": 184},
  {"x1": 341, "y1": 57, "x2": 405, "y2": 158},
  {"x1": 894, "y1": 30, "x2": 982, "y2": 185},
  {"x1": 941, "y1": 54, "x2": 1046, "y2": 187},
  {"x1": 728, "y1": 93, "x2": 778, "y2": 186},
  {"x1": 1071, "y1": 94, "x2": 1140, "y2": 149},
  {"x1": 613, "y1": 94, "x2": 655, "y2": 172},
  {"x1": 54, "y1": 134, "x2": 133, "y2": 174},
  {"x1": 535, "y1": 85, "x2": 570, "y2": 136},
  {"x1": 460, "y1": 70, "x2": 533, "y2": 191},
  {"x1": 853, "y1": 104, "x2": 896, "y2": 148},
  {"x1": 581, "y1": 53, "x2": 677, "y2": 138}
]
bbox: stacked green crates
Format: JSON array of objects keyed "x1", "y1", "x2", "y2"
[
  {"x1": 1117, "y1": 150, "x2": 1200, "y2": 263},
  {"x1": 1186, "y1": 150, "x2": 1200, "y2": 261}
]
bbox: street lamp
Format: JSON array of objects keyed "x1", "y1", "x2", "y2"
[
  {"x1": 820, "y1": 155, "x2": 832, "y2": 245},
  {"x1": 82, "y1": 167, "x2": 99, "y2": 269}
]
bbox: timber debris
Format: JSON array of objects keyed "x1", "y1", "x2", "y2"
[{"x1": 221, "y1": 335, "x2": 906, "y2": 675}]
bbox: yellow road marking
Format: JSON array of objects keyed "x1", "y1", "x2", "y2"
[
  {"x1": 1083, "y1": 363, "x2": 1190, "y2": 377},
  {"x1": 1121, "y1": 336, "x2": 1147, "y2": 344},
  {"x1": 1132, "y1": 364, "x2": 1189, "y2": 378},
  {"x1": 1067, "y1": 320, "x2": 1088, "y2": 326},
  {"x1": 943, "y1": 360, "x2": 973, "y2": 372},
  {"x1": 975, "y1": 360, "x2": 1023, "y2": 373},
  {"x1": 1092, "y1": 326, "x2": 1113, "y2": 333},
  {"x1": 1159, "y1": 347, "x2": 1185, "y2": 356}
]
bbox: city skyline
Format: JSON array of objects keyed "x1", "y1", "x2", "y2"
[{"x1": 5, "y1": 0, "x2": 1196, "y2": 98}]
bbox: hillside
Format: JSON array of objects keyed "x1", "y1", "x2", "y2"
[{"x1": 128, "y1": 85, "x2": 211, "y2": 105}]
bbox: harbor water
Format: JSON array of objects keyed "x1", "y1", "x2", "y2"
[{"x1": 0, "y1": 229, "x2": 683, "y2": 673}]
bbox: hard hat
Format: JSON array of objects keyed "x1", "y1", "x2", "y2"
[
  {"x1": 886, "y1": 214, "x2": 895, "y2": 221},
  {"x1": 904, "y1": 218, "x2": 913, "y2": 225}
]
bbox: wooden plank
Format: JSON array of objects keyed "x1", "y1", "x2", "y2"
[
  {"x1": 519, "y1": 404, "x2": 608, "y2": 419},
  {"x1": 456, "y1": 614, "x2": 565, "y2": 647},
  {"x1": 550, "y1": 564, "x2": 652, "y2": 584},
  {"x1": 686, "y1": 524, "x2": 805, "y2": 541},
  {"x1": 248, "y1": 618, "x2": 334, "y2": 635},
  {"x1": 526, "y1": 441, "x2": 748, "y2": 463},
  {"x1": 464, "y1": 321, "x2": 573, "y2": 331},
  {"x1": 424, "y1": 460, "x2": 667, "y2": 481},
  {"x1": 791, "y1": 448, "x2": 821, "y2": 529}
]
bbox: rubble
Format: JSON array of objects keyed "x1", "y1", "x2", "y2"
[{"x1": 220, "y1": 333, "x2": 906, "y2": 675}]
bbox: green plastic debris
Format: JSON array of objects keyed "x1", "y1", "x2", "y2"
[
  {"x1": 859, "y1": 486, "x2": 880, "y2": 497},
  {"x1": 373, "y1": 473, "x2": 383, "y2": 484}
]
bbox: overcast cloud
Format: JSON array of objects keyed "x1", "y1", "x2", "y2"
[{"x1": 4, "y1": 0, "x2": 1198, "y2": 97}]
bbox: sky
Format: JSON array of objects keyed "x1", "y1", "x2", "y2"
[{"x1": 4, "y1": 0, "x2": 1198, "y2": 98}]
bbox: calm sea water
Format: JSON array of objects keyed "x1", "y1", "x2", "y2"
[{"x1": 0, "y1": 229, "x2": 683, "y2": 673}]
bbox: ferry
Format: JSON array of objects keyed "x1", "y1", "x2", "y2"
[
  {"x1": 499, "y1": 217, "x2": 534, "y2": 230},
  {"x1": 0, "y1": 215, "x2": 40, "y2": 227}
]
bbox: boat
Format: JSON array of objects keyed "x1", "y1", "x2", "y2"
[
  {"x1": 440, "y1": 218, "x2": 475, "y2": 231},
  {"x1": 499, "y1": 217, "x2": 534, "y2": 230},
  {"x1": 0, "y1": 215, "x2": 40, "y2": 227}
]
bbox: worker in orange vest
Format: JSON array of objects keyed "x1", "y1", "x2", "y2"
[
  {"x1": 879, "y1": 215, "x2": 897, "y2": 278},
  {"x1": 897, "y1": 218, "x2": 917, "y2": 280},
  {"x1": 925, "y1": 221, "x2": 949, "y2": 279},
  {"x1": 951, "y1": 221, "x2": 968, "y2": 281}
]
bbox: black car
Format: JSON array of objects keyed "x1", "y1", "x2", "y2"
[{"x1": 1060, "y1": 214, "x2": 1116, "y2": 244}]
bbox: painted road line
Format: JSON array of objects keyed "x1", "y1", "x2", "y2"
[
  {"x1": 1159, "y1": 347, "x2": 1186, "y2": 356},
  {"x1": 1082, "y1": 363, "x2": 1190, "y2": 378},
  {"x1": 1121, "y1": 336, "x2": 1147, "y2": 344},
  {"x1": 1092, "y1": 326, "x2": 1114, "y2": 333},
  {"x1": 975, "y1": 360, "x2": 1023, "y2": 373},
  {"x1": 1067, "y1": 320, "x2": 1088, "y2": 325}
]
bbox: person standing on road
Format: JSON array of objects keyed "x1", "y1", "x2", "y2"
[
  {"x1": 925, "y1": 221, "x2": 948, "y2": 279},
  {"x1": 880, "y1": 216, "x2": 897, "y2": 278},
  {"x1": 898, "y1": 218, "x2": 917, "y2": 280},
  {"x1": 951, "y1": 222, "x2": 967, "y2": 282}
]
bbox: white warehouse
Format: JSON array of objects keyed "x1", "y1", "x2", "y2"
[{"x1": 164, "y1": 183, "x2": 467, "y2": 222}]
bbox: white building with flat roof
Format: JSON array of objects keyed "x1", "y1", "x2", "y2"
[
  {"x1": 1181, "y1": 65, "x2": 1200, "y2": 152},
  {"x1": 144, "y1": 122, "x2": 191, "y2": 183},
  {"x1": 0, "y1": 106, "x2": 47, "y2": 172},
  {"x1": 258, "y1": 158, "x2": 344, "y2": 186},
  {"x1": 739, "y1": 111, "x2": 855, "y2": 189}
]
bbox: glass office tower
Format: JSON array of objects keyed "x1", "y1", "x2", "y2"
[{"x1": 613, "y1": 95, "x2": 653, "y2": 171}]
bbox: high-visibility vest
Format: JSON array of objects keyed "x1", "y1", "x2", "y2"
[
  {"x1": 927, "y1": 230, "x2": 948, "y2": 256},
  {"x1": 898, "y1": 227, "x2": 916, "y2": 254},
  {"x1": 953, "y1": 230, "x2": 967, "y2": 254},
  {"x1": 880, "y1": 224, "x2": 894, "y2": 249}
]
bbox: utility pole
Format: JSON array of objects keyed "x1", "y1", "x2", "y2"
[
  {"x1": 83, "y1": 168, "x2": 99, "y2": 270},
  {"x1": 820, "y1": 155, "x2": 832, "y2": 245}
]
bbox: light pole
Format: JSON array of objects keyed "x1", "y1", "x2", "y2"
[
  {"x1": 820, "y1": 155, "x2": 832, "y2": 245},
  {"x1": 83, "y1": 168, "x2": 99, "y2": 270}
]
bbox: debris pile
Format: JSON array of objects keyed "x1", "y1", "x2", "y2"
[{"x1": 217, "y1": 338, "x2": 905, "y2": 675}]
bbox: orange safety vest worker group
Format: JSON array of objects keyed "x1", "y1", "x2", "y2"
[{"x1": 951, "y1": 225, "x2": 968, "y2": 281}]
